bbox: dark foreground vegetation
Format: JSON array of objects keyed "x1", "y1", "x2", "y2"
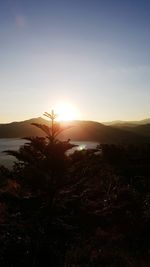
[{"x1": 0, "y1": 111, "x2": 150, "y2": 267}]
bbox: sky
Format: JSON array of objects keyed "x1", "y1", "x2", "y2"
[{"x1": 0, "y1": 0, "x2": 150, "y2": 123}]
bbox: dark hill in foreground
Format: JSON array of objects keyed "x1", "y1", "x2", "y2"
[{"x1": 0, "y1": 118, "x2": 150, "y2": 144}]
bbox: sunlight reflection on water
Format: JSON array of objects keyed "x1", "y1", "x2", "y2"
[{"x1": 0, "y1": 139, "x2": 99, "y2": 168}]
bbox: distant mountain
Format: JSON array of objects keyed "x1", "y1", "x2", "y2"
[
  {"x1": 132, "y1": 124, "x2": 150, "y2": 137},
  {"x1": 0, "y1": 118, "x2": 150, "y2": 144},
  {"x1": 0, "y1": 117, "x2": 45, "y2": 138},
  {"x1": 114, "y1": 123, "x2": 150, "y2": 138},
  {"x1": 103, "y1": 118, "x2": 150, "y2": 126}
]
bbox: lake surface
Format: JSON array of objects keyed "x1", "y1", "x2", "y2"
[{"x1": 0, "y1": 138, "x2": 99, "y2": 168}]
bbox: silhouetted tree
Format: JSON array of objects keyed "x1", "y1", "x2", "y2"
[
  {"x1": 1, "y1": 110, "x2": 77, "y2": 265},
  {"x1": 4, "y1": 110, "x2": 75, "y2": 192}
]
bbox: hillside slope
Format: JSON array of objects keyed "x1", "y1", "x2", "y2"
[{"x1": 113, "y1": 123, "x2": 150, "y2": 138}]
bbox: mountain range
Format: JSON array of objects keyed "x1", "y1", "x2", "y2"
[
  {"x1": 103, "y1": 118, "x2": 150, "y2": 126},
  {"x1": 0, "y1": 117, "x2": 150, "y2": 144}
]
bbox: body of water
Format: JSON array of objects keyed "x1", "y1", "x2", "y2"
[{"x1": 0, "y1": 138, "x2": 99, "y2": 168}]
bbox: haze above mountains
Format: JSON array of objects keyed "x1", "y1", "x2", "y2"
[{"x1": 0, "y1": 117, "x2": 150, "y2": 144}]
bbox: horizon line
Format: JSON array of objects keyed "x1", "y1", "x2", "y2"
[{"x1": 0, "y1": 116, "x2": 150, "y2": 125}]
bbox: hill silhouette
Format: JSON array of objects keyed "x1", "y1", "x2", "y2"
[
  {"x1": 113, "y1": 123, "x2": 150, "y2": 138},
  {"x1": 0, "y1": 118, "x2": 150, "y2": 144},
  {"x1": 103, "y1": 117, "x2": 150, "y2": 126}
]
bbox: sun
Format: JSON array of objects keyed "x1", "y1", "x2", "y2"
[{"x1": 54, "y1": 103, "x2": 78, "y2": 122}]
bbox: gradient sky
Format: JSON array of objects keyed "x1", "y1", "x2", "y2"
[{"x1": 0, "y1": 0, "x2": 150, "y2": 122}]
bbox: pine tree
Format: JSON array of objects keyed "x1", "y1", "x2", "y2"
[{"x1": 4, "y1": 110, "x2": 76, "y2": 193}]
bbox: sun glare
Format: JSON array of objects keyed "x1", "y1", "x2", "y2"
[{"x1": 54, "y1": 103, "x2": 78, "y2": 122}]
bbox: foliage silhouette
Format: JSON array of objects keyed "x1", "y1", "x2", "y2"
[
  {"x1": 0, "y1": 114, "x2": 150, "y2": 266},
  {"x1": 4, "y1": 110, "x2": 76, "y2": 192}
]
